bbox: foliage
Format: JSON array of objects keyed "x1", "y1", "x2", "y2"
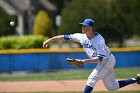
[
  {"x1": 58, "y1": 0, "x2": 140, "y2": 47},
  {"x1": 50, "y1": 0, "x2": 72, "y2": 15},
  {"x1": 0, "y1": 8, "x2": 16, "y2": 36},
  {"x1": 0, "y1": 35, "x2": 47, "y2": 49},
  {"x1": 33, "y1": 10, "x2": 52, "y2": 37},
  {"x1": 108, "y1": 0, "x2": 140, "y2": 47},
  {"x1": 50, "y1": 0, "x2": 65, "y2": 15}
]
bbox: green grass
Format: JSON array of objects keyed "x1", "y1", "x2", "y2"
[
  {"x1": 8, "y1": 91, "x2": 140, "y2": 93},
  {"x1": 0, "y1": 67, "x2": 139, "y2": 81}
]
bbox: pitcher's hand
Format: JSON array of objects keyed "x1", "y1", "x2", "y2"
[{"x1": 43, "y1": 41, "x2": 49, "y2": 48}]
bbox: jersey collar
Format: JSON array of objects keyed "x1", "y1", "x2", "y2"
[{"x1": 87, "y1": 34, "x2": 95, "y2": 40}]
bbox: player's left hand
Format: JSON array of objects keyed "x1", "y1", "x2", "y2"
[{"x1": 66, "y1": 58, "x2": 85, "y2": 67}]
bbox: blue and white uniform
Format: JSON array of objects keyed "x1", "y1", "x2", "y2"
[
  {"x1": 64, "y1": 32, "x2": 120, "y2": 90},
  {"x1": 63, "y1": 19, "x2": 137, "y2": 93}
]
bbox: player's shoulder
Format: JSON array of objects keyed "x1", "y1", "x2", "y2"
[
  {"x1": 73, "y1": 33, "x2": 84, "y2": 35},
  {"x1": 95, "y1": 32, "x2": 105, "y2": 37},
  {"x1": 94, "y1": 32, "x2": 102, "y2": 37},
  {"x1": 94, "y1": 32, "x2": 105, "y2": 43},
  {"x1": 72, "y1": 33, "x2": 86, "y2": 37},
  {"x1": 94, "y1": 32, "x2": 100, "y2": 36},
  {"x1": 94, "y1": 32, "x2": 105, "y2": 40}
]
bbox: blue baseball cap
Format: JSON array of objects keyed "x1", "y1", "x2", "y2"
[{"x1": 80, "y1": 19, "x2": 95, "y2": 27}]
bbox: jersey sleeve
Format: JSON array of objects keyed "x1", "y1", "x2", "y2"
[{"x1": 64, "y1": 33, "x2": 82, "y2": 42}]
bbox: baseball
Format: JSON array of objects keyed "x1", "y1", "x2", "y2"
[{"x1": 10, "y1": 21, "x2": 15, "y2": 26}]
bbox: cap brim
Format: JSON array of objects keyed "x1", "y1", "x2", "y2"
[{"x1": 79, "y1": 23, "x2": 90, "y2": 26}]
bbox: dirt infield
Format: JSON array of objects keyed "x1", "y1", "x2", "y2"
[{"x1": 0, "y1": 80, "x2": 140, "y2": 92}]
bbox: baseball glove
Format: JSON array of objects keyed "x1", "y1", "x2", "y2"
[{"x1": 66, "y1": 58, "x2": 84, "y2": 67}]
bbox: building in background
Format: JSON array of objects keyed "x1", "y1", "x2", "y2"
[{"x1": 0, "y1": 0, "x2": 57, "y2": 36}]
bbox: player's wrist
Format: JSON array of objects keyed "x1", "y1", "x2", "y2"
[{"x1": 81, "y1": 60, "x2": 86, "y2": 63}]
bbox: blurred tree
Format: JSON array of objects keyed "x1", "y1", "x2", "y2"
[
  {"x1": 0, "y1": 8, "x2": 16, "y2": 37},
  {"x1": 33, "y1": 10, "x2": 53, "y2": 37},
  {"x1": 58, "y1": 0, "x2": 140, "y2": 47},
  {"x1": 50, "y1": 0, "x2": 65, "y2": 15},
  {"x1": 109, "y1": 0, "x2": 140, "y2": 47},
  {"x1": 50, "y1": 0, "x2": 72, "y2": 15},
  {"x1": 58, "y1": 0, "x2": 114, "y2": 38}
]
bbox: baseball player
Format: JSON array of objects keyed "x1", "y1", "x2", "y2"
[{"x1": 43, "y1": 19, "x2": 140, "y2": 93}]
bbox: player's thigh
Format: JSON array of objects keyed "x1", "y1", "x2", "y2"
[
  {"x1": 86, "y1": 62, "x2": 112, "y2": 87},
  {"x1": 89, "y1": 62, "x2": 110, "y2": 79},
  {"x1": 102, "y1": 69, "x2": 119, "y2": 90}
]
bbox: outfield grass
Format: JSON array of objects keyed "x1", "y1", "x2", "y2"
[{"x1": 0, "y1": 67, "x2": 139, "y2": 81}]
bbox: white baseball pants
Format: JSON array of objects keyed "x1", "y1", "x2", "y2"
[{"x1": 86, "y1": 54, "x2": 120, "y2": 91}]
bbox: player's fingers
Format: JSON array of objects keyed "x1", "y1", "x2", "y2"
[
  {"x1": 43, "y1": 42, "x2": 48, "y2": 48},
  {"x1": 43, "y1": 42, "x2": 45, "y2": 48},
  {"x1": 45, "y1": 44, "x2": 48, "y2": 48}
]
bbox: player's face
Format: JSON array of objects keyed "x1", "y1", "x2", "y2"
[{"x1": 82, "y1": 26, "x2": 93, "y2": 34}]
